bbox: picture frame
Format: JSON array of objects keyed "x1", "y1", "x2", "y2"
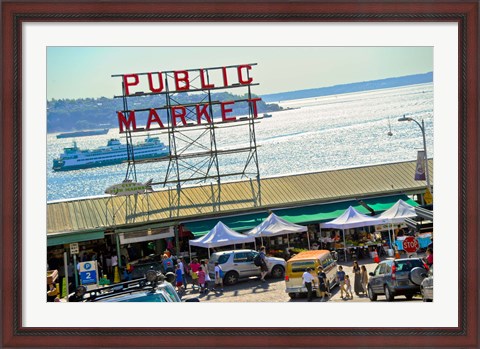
[{"x1": 1, "y1": 0, "x2": 478, "y2": 347}]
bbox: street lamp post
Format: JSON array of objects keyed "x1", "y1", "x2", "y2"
[{"x1": 398, "y1": 115, "x2": 432, "y2": 198}]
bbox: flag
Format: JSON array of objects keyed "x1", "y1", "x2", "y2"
[{"x1": 415, "y1": 150, "x2": 426, "y2": 180}]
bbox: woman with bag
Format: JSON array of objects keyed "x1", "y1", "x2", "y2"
[
  {"x1": 259, "y1": 246, "x2": 268, "y2": 282},
  {"x1": 189, "y1": 258, "x2": 200, "y2": 291},
  {"x1": 200, "y1": 259, "x2": 211, "y2": 292}
]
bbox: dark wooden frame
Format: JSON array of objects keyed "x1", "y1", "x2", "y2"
[{"x1": 1, "y1": 1, "x2": 478, "y2": 348}]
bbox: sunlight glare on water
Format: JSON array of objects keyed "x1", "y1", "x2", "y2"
[{"x1": 47, "y1": 83, "x2": 433, "y2": 201}]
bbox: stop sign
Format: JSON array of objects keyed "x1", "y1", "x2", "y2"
[{"x1": 402, "y1": 236, "x2": 419, "y2": 253}]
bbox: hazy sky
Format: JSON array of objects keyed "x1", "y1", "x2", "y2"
[{"x1": 47, "y1": 47, "x2": 432, "y2": 100}]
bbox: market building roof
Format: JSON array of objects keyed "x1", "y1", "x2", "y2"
[{"x1": 47, "y1": 159, "x2": 433, "y2": 238}]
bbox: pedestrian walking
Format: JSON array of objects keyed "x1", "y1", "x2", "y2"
[
  {"x1": 175, "y1": 264, "x2": 184, "y2": 293},
  {"x1": 316, "y1": 266, "x2": 329, "y2": 301},
  {"x1": 178, "y1": 257, "x2": 188, "y2": 288},
  {"x1": 353, "y1": 261, "x2": 363, "y2": 296},
  {"x1": 258, "y1": 246, "x2": 268, "y2": 282},
  {"x1": 213, "y1": 262, "x2": 224, "y2": 292},
  {"x1": 162, "y1": 254, "x2": 174, "y2": 274},
  {"x1": 197, "y1": 265, "x2": 206, "y2": 293},
  {"x1": 360, "y1": 265, "x2": 369, "y2": 295},
  {"x1": 336, "y1": 265, "x2": 347, "y2": 299},
  {"x1": 302, "y1": 268, "x2": 315, "y2": 302},
  {"x1": 344, "y1": 274, "x2": 352, "y2": 299},
  {"x1": 189, "y1": 258, "x2": 200, "y2": 290},
  {"x1": 204, "y1": 269, "x2": 212, "y2": 292},
  {"x1": 200, "y1": 259, "x2": 211, "y2": 291}
]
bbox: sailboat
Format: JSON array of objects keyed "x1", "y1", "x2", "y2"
[{"x1": 387, "y1": 116, "x2": 393, "y2": 136}]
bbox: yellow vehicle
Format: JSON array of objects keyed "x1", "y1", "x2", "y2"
[{"x1": 284, "y1": 250, "x2": 338, "y2": 299}]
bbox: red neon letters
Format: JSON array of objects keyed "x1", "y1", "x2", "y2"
[
  {"x1": 117, "y1": 98, "x2": 261, "y2": 132},
  {"x1": 121, "y1": 65, "x2": 255, "y2": 96},
  {"x1": 117, "y1": 64, "x2": 261, "y2": 132}
]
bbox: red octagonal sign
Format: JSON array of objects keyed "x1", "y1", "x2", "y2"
[{"x1": 402, "y1": 236, "x2": 419, "y2": 253}]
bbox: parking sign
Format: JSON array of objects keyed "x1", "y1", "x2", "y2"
[{"x1": 79, "y1": 261, "x2": 98, "y2": 286}]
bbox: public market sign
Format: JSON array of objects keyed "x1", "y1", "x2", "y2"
[{"x1": 114, "y1": 64, "x2": 262, "y2": 133}]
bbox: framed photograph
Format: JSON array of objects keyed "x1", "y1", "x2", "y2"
[{"x1": 2, "y1": 1, "x2": 478, "y2": 347}]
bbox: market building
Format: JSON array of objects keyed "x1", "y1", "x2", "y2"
[{"x1": 47, "y1": 159, "x2": 433, "y2": 284}]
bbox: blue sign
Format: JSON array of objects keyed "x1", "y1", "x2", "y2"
[
  {"x1": 79, "y1": 261, "x2": 98, "y2": 285},
  {"x1": 80, "y1": 270, "x2": 97, "y2": 285}
]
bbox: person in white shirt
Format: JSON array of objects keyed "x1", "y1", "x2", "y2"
[
  {"x1": 213, "y1": 262, "x2": 224, "y2": 292},
  {"x1": 111, "y1": 254, "x2": 118, "y2": 268},
  {"x1": 302, "y1": 268, "x2": 315, "y2": 302},
  {"x1": 178, "y1": 257, "x2": 187, "y2": 288}
]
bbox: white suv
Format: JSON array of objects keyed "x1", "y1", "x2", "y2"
[{"x1": 207, "y1": 249, "x2": 286, "y2": 286}]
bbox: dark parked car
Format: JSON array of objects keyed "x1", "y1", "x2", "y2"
[
  {"x1": 367, "y1": 258, "x2": 428, "y2": 301},
  {"x1": 69, "y1": 270, "x2": 198, "y2": 302}
]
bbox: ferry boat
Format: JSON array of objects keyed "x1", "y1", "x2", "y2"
[
  {"x1": 56, "y1": 128, "x2": 109, "y2": 139},
  {"x1": 52, "y1": 135, "x2": 169, "y2": 171}
]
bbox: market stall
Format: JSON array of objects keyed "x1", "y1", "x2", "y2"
[
  {"x1": 321, "y1": 206, "x2": 387, "y2": 260},
  {"x1": 246, "y1": 212, "x2": 309, "y2": 251},
  {"x1": 375, "y1": 199, "x2": 417, "y2": 248},
  {"x1": 189, "y1": 221, "x2": 256, "y2": 258}
]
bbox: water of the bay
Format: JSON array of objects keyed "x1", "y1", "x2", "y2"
[{"x1": 47, "y1": 83, "x2": 434, "y2": 202}]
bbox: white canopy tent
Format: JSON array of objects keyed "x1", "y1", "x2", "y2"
[
  {"x1": 246, "y1": 212, "x2": 310, "y2": 249},
  {"x1": 189, "y1": 221, "x2": 256, "y2": 258},
  {"x1": 320, "y1": 206, "x2": 387, "y2": 260},
  {"x1": 375, "y1": 199, "x2": 417, "y2": 248}
]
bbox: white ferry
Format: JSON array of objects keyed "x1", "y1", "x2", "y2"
[{"x1": 52, "y1": 135, "x2": 169, "y2": 171}]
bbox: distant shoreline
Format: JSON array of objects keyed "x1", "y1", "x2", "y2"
[{"x1": 262, "y1": 72, "x2": 433, "y2": 103}]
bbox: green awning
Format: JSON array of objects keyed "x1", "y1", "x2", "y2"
[
  {"x1": 47, "y1": 230, "x2": 105, "y2": 247},
  {"x1": 184, "y1": 195, "x2": 417, "y2": 237},
  {"x1": 277, "y1": 195, "x2": 418, "y2": 225},
  {"x1": 186, "y1": 213, "x2": 269, "y2": 237}
]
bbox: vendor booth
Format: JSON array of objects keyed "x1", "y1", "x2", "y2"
[
  {"x1": 321, "y1": 206, "x2": 387, "y2": 260},
  {"x1": 189, "y1": 221, "x2": 255, "y2": 258},
  {"x1": 246, "y1": 212, "x2": 309, "y2": 251},
  {"x1": 375, "y1": 199, "x2": 418, "y2": 248}
]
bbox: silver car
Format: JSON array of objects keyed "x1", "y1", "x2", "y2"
[
  {"x1": 207, "y1": 249, "x2": 286, "y2": 285},
  {"x1": 420, "y1": 265, "x2": 433, "y2": 302}
]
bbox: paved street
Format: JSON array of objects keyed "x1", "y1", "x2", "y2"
[{"x1": 180, "y1": 255, "x2": 424, "y2": 303}]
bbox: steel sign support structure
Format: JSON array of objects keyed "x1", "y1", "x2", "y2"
[{"x1": 111, "y1": 63, "x2": 264, "y2": 224}]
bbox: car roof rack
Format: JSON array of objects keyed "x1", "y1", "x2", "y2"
[
  {"x1": 75, "y1": 270, "x2": 175, "y2": 302},
  {"x1": 80, "y1": 277, "x2": 157, "y2": 302}
]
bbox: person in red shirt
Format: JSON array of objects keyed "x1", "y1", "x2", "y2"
[{"x1": 425, "y1": 247, "x2": 433, "y2": 267}]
